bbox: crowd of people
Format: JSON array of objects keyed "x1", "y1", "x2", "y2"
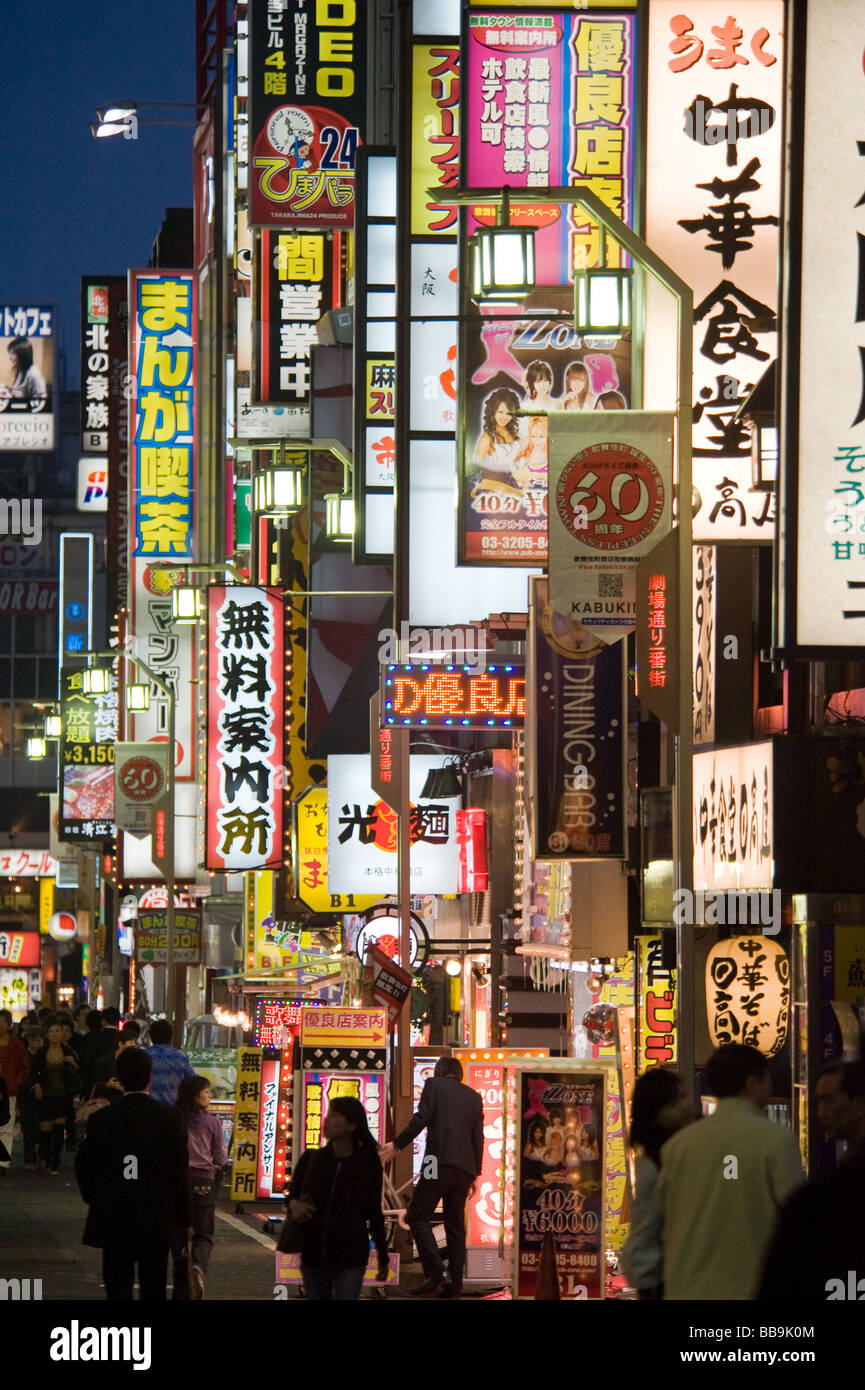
[
  {"x1": 3, "y1": 1000, "x2": 864, "y2": 1304},
  {"x1": 0, "y1": 1003, "x2": 225, "y2": 1300}
]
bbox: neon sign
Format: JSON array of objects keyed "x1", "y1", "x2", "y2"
[{"x1": 380, "y1": 663, "x2": 525, "y2": 728}]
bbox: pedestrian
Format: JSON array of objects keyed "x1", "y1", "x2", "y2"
[
  {"x1": 288, "y1": 1096, "x2": 389, "y2": 1301},
  {"x1": 74, "y1": 1046, "x2": 191, "y2": 1302},
  {"x1": 93, "y1": 1021, "x2": 142, "y2": 1094},
  {"x1": 0, "y1": 1076, "x2": 9, "y2": 1163},
  {"x1": 56, "y1": 1012, "x2": 80, "y2": 1151},
  {"x1": 0, "y1": 1007, "x2": 33, "y2": 1173},
  {"x1": 76, "y1": 1010, "x2": 104, "y2": 1098},
  {"x1": 147, "y1": 1019, "x2": 195, "y2": 1105},
  {"x1": 380, "y1": 1056, "x2": 484, "y2": 1299},
  {"x1": 813, "y1": 1059, "x2": 865, "y2": 1160},
  {"x1": 758, "y1": 1150, "x2": 865, "y2": 1300},
  {"x1": 93, "y1": 1007, "x2": 122, "y2": 1063},
  {"x1": 620, "y1": 1068, "x2": 693, "y2": 1299},
  {"x1": 655, "y1": 1043, "x2": 805, "y2": 1300},
  {"x1": 174, "y1": 1075, "x2": 229, "y2": 1299},
  {"x1": 31, "y1": 1018, "x2": 79, "y2": 1174},
  {"x1": 17, "y1": 1027, "x2": 46, "y2": 1169}
]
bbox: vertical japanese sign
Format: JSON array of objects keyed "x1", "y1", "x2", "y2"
[
  {"x1": 127, "y1": 564, "x2": 196, "y2": 781},
  {"x1": 58, "y1": 532, "x2": 93, "y2": 672},
  {"x1": 59, "y1": 666, "x2": 118, "y2": 842},
  {"x1": 411, "y1": 45, "x2": 460, "y2": 237},
  {"x1": 231, "y1": 1048, "x2": 264, "y2": 1202},
  {"x1": 257, "y1": 1055, "x2": 281, "y2": 1198},
  {"x1": 254, "y1": 231, "x2": 333, "y2": 409},
  {"x1": 693, "y1": 543, "x2": 716, "y2": 743},
  {"x1": 0, "y1": 304, "x2": 54, "y2": 450},
  {"x1": 636, "y1": 935, "x2": 677, "y2": 1072},
  {"x1": 784, "y1": 0, "x2": 865, "y2": 650},
  {"x1": 80, "y1": 279, "x2": 114, "y2": 454},
  {"x1": 635, "y1": 530, "x2": 679, "y2": 728},
  {"x1": 354, "y1": 152, "x2": 397, "y2": 559},
  {"x1": 463, "y1": 9, "x2": 638, "y2": 284},
  {"x1": 548, "y1": 412, "x2": 674, "y2": 641},
  {"x1": 513, "y1": 1065, "x2": 607, "y2": 1299},
  {"x1": 206, "y1": 586, "x2": 285, "y2": 871},
  {"x1": 645, "y1": 1, "x2": 783, "y2": 542},
  {"x1": 248, "y1": 0, "x2": 364, "y2": 229},
  {"x1": 130, "y1": 271, "x2": 196, "y2": 561},
  {"x1": 106, "y1": 281, "x2": 129, "y2": 622},
  {"x1": 528, "y1": 578, "x2": 626, "y2": 861},
  {"x1": 692, "y1": 741, "x2": 773, "y2": 892}
]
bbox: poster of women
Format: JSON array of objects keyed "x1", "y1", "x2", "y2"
[
  {"x1": 459, "y1": 289, "x2": 631, "y2": 566},
  {"x1": 513, "y1": 1064, "x2": 608, "y2": 1298}
]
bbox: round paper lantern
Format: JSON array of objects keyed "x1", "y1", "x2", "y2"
[
  {"x1": 582, "y1": 1003, "x2": 616, "y2": 1046},
  {"x1": 705, "y1": 935, "x2": 790, "y2": 1058},
  {"x1": 47, "y1": 911, "x2": 77, "y2": 943}
]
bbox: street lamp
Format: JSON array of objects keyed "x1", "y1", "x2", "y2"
[
  {"x1": 90, "y1": 100, "x2": 199, "y2": 140},
  {"x1": 82, "y1": 667, "x2": 112, "y2": 695},
  {"x1": 253, "y1": 458, "x2": 305, "y2": 514},
  {"x1": 171, "y1": 587, "x2": 203, "y2": 624},
  {"x1": 324, "y1": 457, "x2": 355, "y2": 542},
  {"x1": 574, "y1": 226, "x2": 632, "y2": 338},
  {"x1": 26, "y1": 737, "x2": 47, "y2": 760},
  {"x1": 125, "y1": 683, "x2": 150, "y2": 712},
  {"x1": 43, "y1": 713, "x2": 62, "y2": 738},
  {"x1": 469, "y1": 187, "x2": 535, "y2": 303}
]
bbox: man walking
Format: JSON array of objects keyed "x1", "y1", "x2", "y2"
[
  {"x1": 74, "y1": 1046, "x2": 191, "y2": 1301},
  {"x1": 0, "y1": 1008, "x2": 29, "y2": 1172},
  {"x1": 381, "y1": 1057, "x2": 483, "y2": 1298},
  {"x1": 94, "y1": 1020, "x2": 142, "y2": 1094},
  {"x1": 148, "y1": 1019, "x2": 195, "y2": 1105},
  {"x1": 656, "y1": 1043, "x2": 804, "y2": 1300}
]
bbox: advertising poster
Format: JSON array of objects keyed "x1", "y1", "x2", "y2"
[
  {"x1": 548, "y1": 411, "x2": 674, "y2": 641},
  {"x1": 253, "y1": 230, "x2": 334, "y2": 409},
  {"x1": 300, "y1": 1070, "x2": 386, "y2": 1152},
  {"x1": 206, "y1": 586, "x2": 285, "y2": 872},
  {"x1": 645, "y1": 1, "x2": 783, "y2": 544},
  {"x1": 460, "y1": 291, "x2": 631, "y2": 565},
  {"x1": 514, "y1": 1065, "x2": 607, "y2": 1299},
  {"x1": 528, "y1": 578, "x2": 626, "y2": 862},
  {"x1": 326, "y1": 754, "x2": 459, "y2": 894},
  {"x1": 59, "y1": 665, "x2": 118, "y2": 842},
  {"x1": 636, "y1": 934, "x2": 677, "y2": 1072},
  {"x1": 114, "y1": 742, "x2": 170, "y2": 837},
  {"x1": 463, "y1": 9, "x2": 638, "y2": 285},
  {"x1": 248, "y1": 0, "x2": 365, "y2": 229},
  {"x1": 231, "y1": 1048, "x2": 264, "y2": 1202},
  {"x1": 130, "y1": 271, "x2": 196, "y2": 561},
  {"x1": 0, "y1": 304, "x2": 54, "y2": 451}
]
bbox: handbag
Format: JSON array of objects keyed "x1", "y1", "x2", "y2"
[
  {"x1": 277, "y1": 1152, "x2": 318, "y2": 1253},
  {"x1": 172, "y1": 1236, "x2": 195, "y2": 1301}
]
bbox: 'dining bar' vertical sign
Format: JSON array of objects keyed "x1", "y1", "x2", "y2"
[{"x1": 206, "y1": 586, "x2": 285, "y2": 871}]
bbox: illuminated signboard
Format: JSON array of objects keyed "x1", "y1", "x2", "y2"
[
  {"x1": 0, "y1": 304, "x2": 55, "y2": 451},
  {"x1": 248, "y1": 0, "x2": 365, "y2": 229},
  {"x1": 253, "y1": 997, "x2": 310, "y2": 1050},
  {"x1": 59, "y1": 665, "x2": 118, "y2": 843},
  {"x1": 0, "y1": 932, "x2": 41, "y2": 968},
  {"x1": 130, "y1": 270, "x2": 196, "y2": 560},
  {"x1": 254, "y1": 231, "x2": 334, "y2": 412},
  {"x1": 231, "y1": 1048, "x2": 263, "y2": 1202},
  {"x1": 206, "y1": 586, "x2": 285, "y2": 871},
  {"x1": 135, "y1": 909, "x2": 202, "y2": 965},
  {"x1": 301, "y1": 1070, "x2": 386, "y2": 1153},
  {"x1": 380, "y1": 663, "x2": 524, "y2": 728}
]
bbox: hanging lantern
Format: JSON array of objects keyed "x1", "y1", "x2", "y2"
[
  {"x1": 705, "y1": 935, "x2": 790, "y2": 1058},
  {"x1": 324, "y1": 491, "x2": 355, "y2": 542},
  {"x1": 253, "y1": 460, "x2": 305, "y2": 513},
  {"x1": 469, "y1": 186, "x2": 536, "y2": 304},
  {"x1": 171, "y1": 586, "x2": 202, "y2": 623},
  {"x1": 48, "y1": 911, "x2": 77, "y2": 942}
]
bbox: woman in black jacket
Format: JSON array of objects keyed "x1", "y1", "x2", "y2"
[
  {"x1": 288, "y1": 1096, "x2": 389, "y2": 1300},
  {"x1": 31, "y1": 1018, "x2": 79, "y2": 1174}
]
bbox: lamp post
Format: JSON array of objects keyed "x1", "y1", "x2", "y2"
[{"x1": 430, "y1": 184, "x2": 696, "y2": 1094}]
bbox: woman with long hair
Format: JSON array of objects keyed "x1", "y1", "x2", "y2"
[
  {"x1": 620, "y1": 1068, "x2": 693, "y2": 1299},
  {"x1": 174, "y1": 1074, "x2": 228, "y2": 1299},
  {"x1": 3, "y1": 337, "x2": 47, "y2": 409},
  {"x1": 561, "y1": 361, "x2": 592, "y2": 410},
  {"x1": 288, "y1": 1096, "x2": 389, "y2": 1301},
  {"x1": 473, "y1": 387, "x2": 522, "y2": 491},
  {"x1": 522, "y1": 359, "x2": 554, "y2": 408},
  {"x1": 31, "y1": 1018, "x2": 79, "y2": 1174}
]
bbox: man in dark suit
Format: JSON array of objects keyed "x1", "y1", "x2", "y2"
[
  {"x1": 74, "y1": 1045, "x2": 191, "y2": 1301},
  {"x1": 382, "y1": 1056, "x2": 484, "y2": 1298},
  {"x1": 93, "y1": 1020, "x2": 142, "y2": 1096}
]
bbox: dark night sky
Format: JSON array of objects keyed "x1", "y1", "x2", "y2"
[{"x1": 0, "y1": 1, "x2": 196, "y2": 387}]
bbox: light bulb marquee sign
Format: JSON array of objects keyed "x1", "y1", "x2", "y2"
[{"x1": 380, "y1": 663, "x2": 525, "y2": 729}]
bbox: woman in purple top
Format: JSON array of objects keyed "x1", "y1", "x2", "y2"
[{"x1": 175, "y1": 1075, "x2": 228, "y2": 1298}]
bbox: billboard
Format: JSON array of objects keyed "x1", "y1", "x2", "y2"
[
  {"x1": 206, "y1": 586, "x2": 285, "y2": 871},
  {"x1": 692, "y1": 741, "x2": 773, "y2": 892},
  {"x1": 463, "y1": 9, "x2": 638, "y2": 285},
  {"x1": 548, "y1": 411, "x2": 674, "y2": 642},
  {"x1": 379, "y1": 662, "x2": 525, "y2": 729},
  {"x1": 130, "y1": 271, "x2": 196, "y2": 561},
  {"x1": 645, "y1": 1, "x2": 783, "y2": 544},
  {"x1": 59, "y1": 665, "x2": 118, "y2": 843},
  {"x1": 248, "y1": 0, "x2": 365, "y2": 228},
  {"x1": 81, "y1": 277, "x2": 123, "y2": 454},
  {"x1": 528, "y1": 577, "x2": 626, "y2": 862},
  {"x1": 0, "y1": 305, "x2": 54, "y2": 450},
  {"x1": 253, "y1": 230, "x2": 334, "y2": 409}
]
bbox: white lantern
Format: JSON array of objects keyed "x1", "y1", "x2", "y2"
[{"x1": 705, "y1": 934, "x2": 789, "y2": 1057}]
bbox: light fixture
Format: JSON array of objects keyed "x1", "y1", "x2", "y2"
[
  {"x1": 420, "y1": 761, "x2": 463, "y2": 800},
  {"x1": 751, "y1": 423, "x2": 778, "y2": 491},
  {"x1": 324, "y1": 492, "x2": 354, "y2": 542},
  {"x1": 90, "y1": 117, "x2": 138, "y2": 140},
  {"x1": 98, "y1": 104, "x2": 136, "y2": 122},
  {"x1": 26, "y1": 736, "x2": 47, "y2": 760},
  {"x1": 125, "y1": 682, "x2": 151, "y2": 711},
  {"x1": 731, "y1": 362, "x2": 777, "y2": 491},
  {"x1": 470, "y1": 186, "x2": 536, "y2": 303},
  {"x1": 253, "y1": 458, "x2": 305, "y2": 514},
  {"x1": 574, "y1": 225, "x2": 632, "y2": 337},
  {"x1": 82, "y1": 667, "x2": 111, "y2": 695},
  {"x1": 171, "y1": 586, "x2": 203, "y2": 623},
  {"x1": 43, "y1": 713, "x2": 62, "y2": 738},
  {"x1": 444, "y1": 957, "x2": 462, "y2": 977}
]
